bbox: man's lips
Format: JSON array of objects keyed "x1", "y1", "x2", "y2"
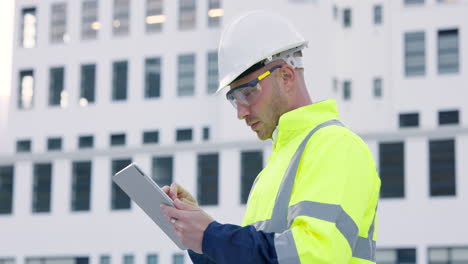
[{"x1": 250, "y1": 122, "x2": 260, "y2": 130}]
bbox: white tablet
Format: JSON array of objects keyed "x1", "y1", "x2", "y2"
[{"x1": 113, "y1": 163, "x2": 186, "y2": 250}]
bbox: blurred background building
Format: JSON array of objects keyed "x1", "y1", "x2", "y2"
[{"x1": 0, "y1": 0, "x2": 467, "y2": 263}]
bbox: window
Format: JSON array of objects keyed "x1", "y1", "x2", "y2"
[
  {"x1": 0, "y1": 166, "x2": 14, "y2": 214},
  {"x1": 47, "y1": 137, "x2": 62, "y2": 151},
  {"x1": 20, "y1": 7, "x2": 37, "y2": 48},
  {"x1": 379, "y1": 142, "x2": 404, "y2": 198},
  {"x1": 376, "y1": 248, "x2": 417, "y2": 264},
  {"x1": 18, "y1": 70, "x2": 34, "y2": 109},
  {"x1": 207, "y1": 0, "x2": 222, "y2": 27},
  {"x1": 207, "y1": 51, "x2": 218, "y2": 94},
  {"x1": 178, "y1": 54, "x2": 195, "y2": 96},
  {"x1": 78, "y1": 135, "x2": 94, "y2": 149},
  {"x1": 146, "y1": 254, "x2": 158, "y2": 264},
  {"x1": 343, "y1": 81, "x2": 351, "y2": 100},
  {"x1": 179, "y1": 0, "x2": 196, "y2": 30},
  {"x1": 241, "y1": 151, "x2": 263, "y2": 204},
  {"x1": 25, "y1": 257, "x2": 89, "y2": 264},
  {"x1": 439, "y1": 110, "x2": 459, "y2": 125},
  {"x1": 113, "y1": 0, "x2": 130, "y2": 36},
  {"x1": 343, "y1": 8, "x2": 351, "y2": 28},
  {"x1": 123, "y1": 255, "x2": 134, "y2": 264},
  {"x1": 143, "y1": 130, "x2": 159, "y2": 144},
  {"x1": 0, "y1": 258, "x2": 15, "y2": 264},
  {"x1": 82, "y1": 0, "x2": 99, "y2": 40},
  {"x1": 197, "y1": 153, "x2": 219, "y2": 205},
  {"x1": 112, "y1": 61, "x2": 128, "y2": 101},
  {"x1": 374, "y1": 4, "x2": 383, "y2": 25},
  {"x1": 16, "y1": 139, "x2": 31, "y2": 153},
  {"x1": 49, "y1": 67, "x2": 66, "y2": 106},
  {"x1": 373, "y1": 78, "x2": 382, "y2": 98},
  {"x1": 176, "y1": 128, "x2": 193, "y2": 142},
  {"x1": 145, "y1": 58, "x2": 161, "y2": 98},
  {"x1": 50, "y1": 3, "x2": 68, "y2": 43},
  {"x1": 111, "y1": 158, "x2": 132, "y2": 209},
  {"x1": 399, "y1": 113, "x2": 419, "y2": 128},
  {"x1": 32, "y1": 163, "x2": 52, "y2": 213},
  {"x1": 100, "y1": 256, "x2": 110, "y2": 264},
  {"x1": 202, "y1": 127, "x2": 210, "y2": 141},
  {"x1": 110, "y1": 133, "x2": 126, "y2": 146},
  {"x1": 80, "y1": 64, "x2": 96, "y2": 105},
  {"x1": 404, "y1": 0, "x2": 424, "y2": 5},
  {"x1": 71, "y1": 161, "x2": 92, "y2": 211},
  {"x1": 152, "y1": 156, "x2": 173, "y2": 187},
  {"x1": 430, "y1": 139, "x2": 456, "y2": 197},
  {"x1": 146, "y1": 0, "x2": 164, "y2": 33},
  {"x1": 429, "y1": 247, "x2": 468, "y2": 264},
  {"x1": 404, "y1": 31, "x2": 425, "y2": 76},
  {"x1": 172, "y1": 254, "x2": 184, "y2": 264},
  {"x1": 438, "y1": 29, "x2": 459, "y2": 74},
  {"x1": 333, "y1": 6, "x2": 338, "y2": 20},
  {"x1": 332, "y1": 78, "x2": 338, "y2": 93}
]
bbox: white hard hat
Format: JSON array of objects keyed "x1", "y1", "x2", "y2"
[{"x1": 216, "y1": 10, "x2": 308, "y2": 94}]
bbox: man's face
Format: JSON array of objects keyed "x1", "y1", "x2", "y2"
[{"x1": 230, "y1": 64, "x2": 287, "y2": 140}]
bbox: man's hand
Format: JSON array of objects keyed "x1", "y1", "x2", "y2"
[
  {"x1": 161, "y1": 199, "x2": 214, "y2": 254},
  {"x1": 162, "y1": 183, "x2": 198, "y2": 206}
]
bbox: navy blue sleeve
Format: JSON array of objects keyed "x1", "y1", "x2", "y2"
[
  {"x1": 195, "y1": 221, "x2": 278, "y2": 264},
  {"x1": 188, "y1": 250, "x2": 216, "y2": 264}
]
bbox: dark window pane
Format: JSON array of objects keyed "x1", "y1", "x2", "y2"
[
  {"x1": 379, "y1": 142, "x2": 405, "y2": 198},
  {"x1": 81, "y1": 0, "x2": 98, "y2": 40},
  {"x1": 343, "y1": 81, "x2": 351, "y2": 100},
  {"x1": 147, "y1": 254, "x2": 158, "y2": 264},
  {"x1": 145, "y1": 58, "x2": 161, "y2": 98},
  {"x1": 80, "y1": 64, "x2": 96, "y2": 103},
  {"x1": 143, "y1": 130, "x2": 159, "y2": 144},
  {"x1": 373, "y1": 78, "x2": 383, "y2": 98},
  {"x1": 202, "y1": 127, "x2": 210, "y2": 141},
  {"x1": 197, "y1": 153, "x2": 218, "y2": 205},
  {"x1": 207, "y1": 0, "x2": 221, "y2": 27},
  {"x1": 343, "y1": 8, "x2": 351, "y2": 27},
  {"x1": 176, "y1": 128, "x2": 193, "y2": 142},
  {"x1": 49, "y1": 67, "x2": 65, "y2": 106},
  {"x1": 399, "y1": 113, "x2": 419, "y2": 128},
  {"x1": 374, "y1": 5, "x2": 382, "y2": 25},
  {"x1": 111, "y1": 158, "x2": 132, "y2": 209},
  {"x1": 110, "y1": 133, "x2": 126, "y2": 146},
  {"x1": 152, "y1": 156, "x2": 173, "y2": 187},
  {"x1": 241, "y1": 151, "x2": 263, "y2": 204},
  {"x1": 173, "y1": 253, "x2": 184, "y2": 264},
  {"x1": 430, "y1": 139, "x2": 456, "y2": 196},
  {"x1": 206, "y1": 51, "x2": 218, "y2": 94},
  {"x1": 146, "y1": 0, "x2": 164, "y2": 33},
  {"x1": 438, "y1": 28, "x2": 459, "y2": 74},
  {"x1": 16, "y1": 139, "x2": 31, "y2": 153},
  {"x1": 177, "y1": 54, "x2": 195, "y2": 96},
  {"x1": 71, "y1": 161, "x2": 92, "y2": 211},
  {"x1": 112, "y1": 61, "x2": 128, "y2": 101},
  {"x1": 76, "y1": 257, "x2": 89, "y2": 264},
  {"x1": 78, "y1": 135, "x2": 94, "y2": 149},
  {"x1": 439, "y1": 110, "x2": 459, "y2": 125},
  {"x1": 33, "y1": 163, "x2": 52, "y2": 213},
  {"x1": 47, "y1": 137, "x2": 62, "y2": 151},
  {"x1": 0, "y1": 166, "x2": 14, "y2": 214},
  {"x1": 398, "y1": 248, "x2": 417, "y2": 263},
  {"x1": 405, "y1": 0, "x2": 424, "y2": 4},
  {"x1": 113, "y1": 0, "x2": 130, "y2": 36},
  {"x1": 178, "y1": 0, "x2": 196, "y2": 30},
  {"x1": 405, "y1": 31, "x2": 426, "y2": 76}
]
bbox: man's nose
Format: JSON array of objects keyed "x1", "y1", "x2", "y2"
[{"x1": 237, "y1": 103, "x2": 250, "y2": 120}]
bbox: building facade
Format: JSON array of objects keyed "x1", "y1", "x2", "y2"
[{"x1": 0, "y1": 0, "x2": 467, "y2": 263}]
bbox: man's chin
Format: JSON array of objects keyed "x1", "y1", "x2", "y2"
[{"x1": 255, "y1": 130, "x2": 272, "y2": 141}]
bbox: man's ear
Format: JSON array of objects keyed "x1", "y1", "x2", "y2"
[{"x1": 279, "y1": 64, "x2": 296, "y2": 92}]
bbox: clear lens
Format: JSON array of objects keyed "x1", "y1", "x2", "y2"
[{"x1": 227, "y1": 83, "x2": 261, "y2": 109}]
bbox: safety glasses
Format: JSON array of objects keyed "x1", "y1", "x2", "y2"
[{"x1": 226, "y1": 65, "x2": 282, "y2": 109}]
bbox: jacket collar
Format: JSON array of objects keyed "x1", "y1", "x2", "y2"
[{"x1": 272, "y1": 99, "x2": 340, "y2": 151}]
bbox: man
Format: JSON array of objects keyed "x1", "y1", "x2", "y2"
[{"x1": 161, "y1": 10, "x2": 381, "y2": 264}]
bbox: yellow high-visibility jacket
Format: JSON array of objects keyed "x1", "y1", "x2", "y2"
[{"x1": 242, "y1": 99, "x2": 381, "y2": 264}]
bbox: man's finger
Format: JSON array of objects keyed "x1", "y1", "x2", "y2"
[
  {"x1": 161, "y1": 186, "x2": 170, "y2": 196},
  {"x1": 170, "y1": 183, "x2": 178, "y2": 200},
  {"x1": 160, "y1": 204, "x2": 183, "y2": 219},
  {"x1": 174, "y1": 198, "x2": 197, "y2": 211}
]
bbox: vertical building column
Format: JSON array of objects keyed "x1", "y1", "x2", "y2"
[
  {"x1": 92, "y1": 156, "x2": 111, "y2": 213},
  {"x1": 406, "y1": 137, "x2": 428, "y2": 202},
  {"x1": 174, "y1": 150, "x2": 196, "y2": 202},
  {"x1": 52, "y1": 158, "x2": 71, "y2": 215},
  {"x1": 219, "y1": 148, "x2": 239, "y2": 209}
]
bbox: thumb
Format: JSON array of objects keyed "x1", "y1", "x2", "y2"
[{"x1": 174, "y1": 198, "x2": 197, "y2": 211}]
